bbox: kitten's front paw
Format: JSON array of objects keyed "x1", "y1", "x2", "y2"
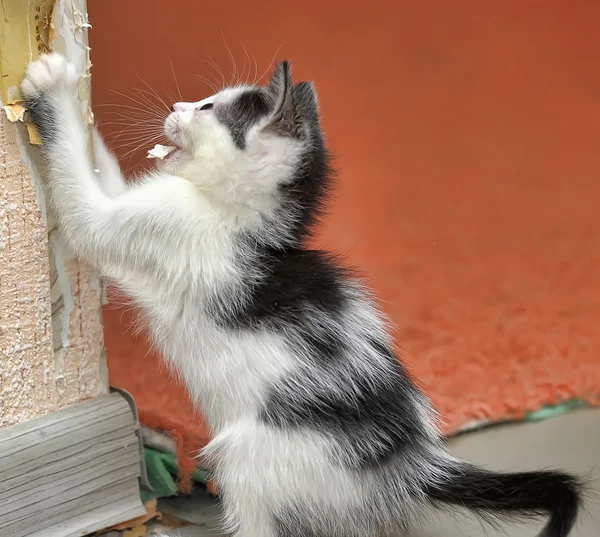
[{"x1": 21, "y1": 53, "x2": 79, "y2": 100}]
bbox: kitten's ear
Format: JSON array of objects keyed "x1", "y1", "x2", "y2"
[
  {"x1": 293, "y1": 82, "x2": 319, "y2": 124},
  {"x1": 266, "y1": 61, "x2": 295, "y2": 135}
]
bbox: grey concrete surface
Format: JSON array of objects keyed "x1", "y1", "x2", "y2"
[{"x1": 159, "y1": 408, "x2": 600, "y2": 537}]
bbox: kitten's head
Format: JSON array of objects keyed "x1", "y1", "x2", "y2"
[{"x1": 158, "y1": 61, "x2": 330, "y2": 243}]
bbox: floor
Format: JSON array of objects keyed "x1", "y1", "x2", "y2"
[{"x1": 158, "y1": 408, "x2": 600, "y2": 537}]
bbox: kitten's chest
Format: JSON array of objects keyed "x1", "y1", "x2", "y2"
[{"x1": 143, "y1": 289, "x2": 295, "y2": 431}]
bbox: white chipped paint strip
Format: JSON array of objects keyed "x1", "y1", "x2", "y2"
[
  {"x1": 49, "y1": 235, "x2": 75, "y2": 359},
  {"x1": 52, "y1": 0, "x2": 94, "y2": 125}
]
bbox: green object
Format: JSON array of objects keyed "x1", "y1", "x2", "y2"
[
  {"x1": 141, "y1": 448, "x2": 208, "y2": 502},
  {"x1": 525, "y1": 398, "x2": 587, "y2": 422},
  {"x1": 452, "y1": 398, "x2": 590, "y2": 439}
]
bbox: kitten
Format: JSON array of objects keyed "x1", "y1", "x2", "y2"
[{"x1": 22, "y1": 53, "x2": 581, "y2": 537}]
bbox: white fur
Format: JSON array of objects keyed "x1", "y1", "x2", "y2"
[{"x1": 22, "y1": 54, "x2": 437, "y2": 537}]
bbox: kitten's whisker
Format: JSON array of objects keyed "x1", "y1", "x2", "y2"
[
  {"x1": 101, "y1": 111, "x2": 164, "y2": 123},
  {"x1": 257, "y1": 44, "x2": 283, "y2": 85},
  {"x1": 161, "y1": 81, "x2": 179, "y2": 108},
  {"x1": 106, "y1": 88, "x2": 160, "y2": 111},
  {"x1": 108, "y1": 131, "x2": 163, "y2": 144},
  {"x1": 108, "y1": 132, "x2": 164, "y2": 146},
  {"x1": 112, "y1": 133, "x2": 164, "y2": 153},
  {"x1": 238, "y1": 44, "x2": 257, "y2": 87},
  {"x1": 204, "y1": 49, "x2": 227, "y2": 90},
  {"x1": 251, "y1": 51, "x2": 259, "y2": 86},
  {"x1": 134, "y1": 95, "x2": 168, "y2": 119},
  {"x1": 111, "y1": 131, "x2": 165, "y2": 145},
  {"x1": 131, "y1": 87, "x2": 169, "y2": 116},
  {"x1": 101, "y1": 115, "x2": 161, "y2": 126},
  {"x1": 133, "y1": 71, "x2": 172, "y2": 112},
  {"x1": 95, "y1": 103, "x2": 157, "y2": 111},
  {"x1": 106, "y1": 89, "x2": 166, "y2": 117},
  {"x1": 104, "y1": 120, "x2": 164, "y2": 137},
  {"x1": 199, "y1": 58, "x2": 224, "y2": 92},
  {"x1": 192, "y1": 74, "x2": 219, "y2": 94},
  {"x1": 240, "y1": 44, "x2": 251, "y2": 86},
  {"x1": 105, "y1": 130, "x2": 164, "y2": 143},
  {"x1": 107, "y1": 125, "x2": 164, "y2": 137},
  {"x1": 169, "y1": 58, "x2": 183, "y2": 101},
  {"x1": 102, "y1": 120, "x2": 165, "y2": 129},
  {"x1": 131, "y1": 87, "x2": 170, "y2": 116},
  {"x1": 95, "y1": 111, "x2": 163, "y2": 131},
  {"x1": 221, "y1": 32, "x2": 239, "y2": 86},
  {"x1": 107, "y1": 116, "x2": 160, "y2": 123}
]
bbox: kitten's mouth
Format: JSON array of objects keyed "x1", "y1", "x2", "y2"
[
  {"x1": 146, "y1": 143, "x2": 180, "y2": 161},
  {"x1": 163, "y1": 145, "x2": 180, "y2": 160}
]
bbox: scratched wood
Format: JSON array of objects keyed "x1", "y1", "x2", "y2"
[{"x1": 0, "y1": 392, "x2": 146, "y2": 537}]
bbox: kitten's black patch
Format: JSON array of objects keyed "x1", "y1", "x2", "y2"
[
  {"x1": 274, "y1": 497, "x2": 400, "y2": 537},
  {"x1": 210, "y1": 248, "x2": 348, "y2": 372},
  {"x1": 274, "y1": 513, "x2": 335, "y2": 537},
  {"x1": 216, "y1": 88, "x2": 271, "y2": 149},
  {"x1": 260, "y1": 340, "x2": 429, "y2": 469},
  {"x1": 279, "y1": 129, "x2": 333, "y2": 243},
  {"x1": 226, "y1": 248, "x2": 349, "y2": 330},
  {"x1": 24, "y1": 95, "x2": 58, "y2": 146},
  {"x1": 219, "y1": 67, "x2": 331, "y2": 243}
]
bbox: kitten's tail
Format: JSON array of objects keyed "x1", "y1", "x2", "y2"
[{"x1": 423, "y1": 457, "x2": 582, "y2": 537}]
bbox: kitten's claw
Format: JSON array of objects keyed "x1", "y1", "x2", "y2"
[{"x1": 21, "y1": 53, "x2": 79, "y2": 100}]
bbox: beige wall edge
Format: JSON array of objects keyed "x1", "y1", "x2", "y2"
[{"x1": 0, "y1": 0, "x2": 108, "y2": 428}]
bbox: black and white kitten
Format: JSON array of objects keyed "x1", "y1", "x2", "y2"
[{"x1": 22, "y1": 53, "x2": 581, "y2": 537}]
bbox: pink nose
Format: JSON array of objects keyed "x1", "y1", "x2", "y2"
[{"x1": 171, "y1": 102, "x2": 187, "y2": 112}]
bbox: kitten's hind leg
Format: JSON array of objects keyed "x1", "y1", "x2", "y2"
[
  {"x1": 217, "y1": 476, "x2": 277, "y2": 537},
  {"x1": 203, "y1": 425, "x2": 364, "y2": 537}
]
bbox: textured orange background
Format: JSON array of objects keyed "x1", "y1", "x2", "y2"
[{"x1": 89, "y1": 1, "x2": 600, "y2": 456}]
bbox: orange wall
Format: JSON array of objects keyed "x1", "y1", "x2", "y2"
[{"x1": 88, "y1": 1, "x2": 600, "y2": 448}]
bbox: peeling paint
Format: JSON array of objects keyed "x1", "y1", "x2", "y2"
[
  {"x1": 26, "y1": 122, "x2": 42, "y2": 145},
  {"x1": 0, "y1": 0, "x2": 55, "y2": 104},
  {"x1": 2, "y1": 102, "x2": 26, "y2": 122},
  {"x1": 0, "y1": 0, "x2": 53, "y2": 139},
  {"x1": 0, "y1": 0, "x2": 108, "y2": 428},
  {"x1": 2, "y1": 101, "x2": 43, "y2": 145},
  {"x1": 49, "y1": 1, "x2": 96, "y2": 134}
]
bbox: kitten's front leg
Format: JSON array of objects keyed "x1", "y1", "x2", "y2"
[
  {"x1": 21, "y1": 54, "x2": 211, "y2": 278},
  {"x1": 21, "y1": 53, "x2": 89, "y2": 163},
  {"x1": 21, "y1": 54, "x2": 133, "y2": 272},
  {"x1": 22, "y1": 55, "x2": 126, "y2": 198},
  {"x1": 21, "y1": 53, "x2": 109, "y2": 233},
  {"x1": 92, "y1": 126, "x2": 129, "y2": 198}
]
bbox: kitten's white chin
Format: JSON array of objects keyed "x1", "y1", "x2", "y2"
[{"x1": 156, "y1": 146, "x2": 189, "y2": 174}]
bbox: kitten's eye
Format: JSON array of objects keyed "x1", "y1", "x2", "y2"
[{"x1": 198, "y1": 103, "x2": 213, "y2": 111}]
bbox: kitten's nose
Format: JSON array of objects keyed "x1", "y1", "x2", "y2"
[{"x1": 171, "y1": 102, "x2": 186, "y2": 112}]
